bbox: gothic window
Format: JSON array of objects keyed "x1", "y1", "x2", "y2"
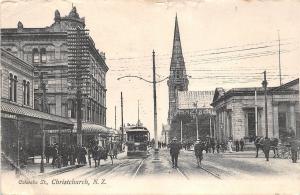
[
  {"x1": 40, "y1": 48, "x2": 46, "y2": 63},
  {"x1": 32, "y1": 48, "x2": 39, "y2": 64},
  {"x1": 13, "y1": 75, "x2": 17, "y2": 102}
]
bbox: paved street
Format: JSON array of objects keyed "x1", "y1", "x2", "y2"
[{"x1": 2, "y1": 148, "x2": 300, "y2": 194}]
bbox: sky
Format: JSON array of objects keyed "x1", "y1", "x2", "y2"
[{"x1": 1, "y1": 0, "x2": 300, "y2": 138}]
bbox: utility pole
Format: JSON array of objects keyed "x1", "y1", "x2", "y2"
[
  {"x1": 121, "y1": 92, "x2": 124, "y2": 145},
  {"x1": 262, "y1": 71, "x2": 268, "y2": 138},
  {"x1": 194, "y1": 101, "x2": 199, "y2": 140},
  {"x1": 278, "y1": 30, "x2": 282, "y2": 85},
  {"x1": 39, "y1": 72, "x2": 47, "y2": 173},
  {"x1": 255, "y1": 90, "x2": 258, "y2": 136},
  {"x1": 137, "y1": 100, "x2": 140, "y2": 125},
  {"x1": 152, "y1": 50, "x2": 158, "y2": 153},
  {"x1": 114, "y1": 106, "x2": 117, "y2": 130},
  {"x1": 67, "y1": 27, "x2": 90, "y2": 146},
  {"x1": 180, "y1": 120, "x2": 183, "y2": 143}
]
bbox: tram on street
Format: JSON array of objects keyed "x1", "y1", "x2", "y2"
[{"x1": 125, "y1": 125, "x2": 150, "y2": 157}]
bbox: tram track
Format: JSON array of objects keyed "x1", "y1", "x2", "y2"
[
  {"x1": 198, "y1": 164, "x2": 222, "y2": 180},
  {"x1": 131, "y1": 158, "x2": 145, "y2": 179}
]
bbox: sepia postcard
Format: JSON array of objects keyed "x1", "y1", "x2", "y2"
[{"x1": 0, "y1": 0, "x2": 300, "y2": 194}]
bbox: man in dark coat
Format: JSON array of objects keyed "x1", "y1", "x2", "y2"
[
  {"x1": 169, "y1": 137, "x2": 181, "y2": 168},
  {"x1": 235, "y1": 139, "x2": 240, "y2": 152},
  {"x1": 263, "y1": 137, "x2": 271, "y2": 161},
  {"x1": 240, "y1": 138, "x2": 245, "y2": 152},
  {"x1": 194, "y1": 139, "x2": 204, "y2": 167},
  {"x1": 290, "y1": 136, "x2": 299, "y2": 163}
]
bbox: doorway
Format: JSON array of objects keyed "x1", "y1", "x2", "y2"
[{"x1": 248, "y1": 112, "x2": 256, "y2": 138}]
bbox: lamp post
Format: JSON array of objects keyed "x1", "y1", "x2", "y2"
[
  {"x1": 193, "y1": 101, "x2": 199, "y2": 140},
  {"x1": 262, "y1": 71, "x2": 268, "y2": 138}
]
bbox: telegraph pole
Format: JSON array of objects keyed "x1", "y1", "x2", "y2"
[
  {"x1": 39, "y1": 72, "x2": 46, "y2": 173},
  {"x1": 121, "y1": 92, "x2": 124, "y2": 145},
  {"x1": 278, "y1": 30, "x2": 282, "y2": 85},
  {"x1": 152, "y1": 50, "x2": 158, "y2": 153},
  {"x1": 194, "y1": 101, "x2": 199, "y2": 140},
  {"x1": 67, "y1": 27, "x2": 90, "y2": 146},
  {"x1": 262, "y1": 71, "x2": 268, "y2": 138},
  {"x1": 114, "y1": 106, "x2": 117, "y2": 130}
]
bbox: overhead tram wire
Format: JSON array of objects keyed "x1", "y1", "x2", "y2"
[
  {"x1": 107, "y1": 38, "x2": 294, "y2": 61},
  {"x1": 109, "y1": 45, "x2": 298, "y2": 72}
]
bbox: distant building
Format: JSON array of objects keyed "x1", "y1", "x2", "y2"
[
  {"x1": 211, "y1": 79, "x2": 300, "y2": 141},
  {"x1": 1, "y1": 49, "x2": 73, "y2": 157},
  {"x1": 161, "y1": 124, "x2": 170, "y2": 144},
  {"x1": 177, "y1": 91, "x2": 215, "y2": 116},
  {"x1": 1, "y1": 7, "x2": 109, "y2": 144},
  {"x1": 167, "y1": 15, "x2": 189, "y2": 124}
]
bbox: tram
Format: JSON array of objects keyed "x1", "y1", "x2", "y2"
[{"x1": 126, "y1": 125, "x2": 150, "y2": 157}]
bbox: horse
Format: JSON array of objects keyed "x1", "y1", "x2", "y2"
[
  {"x1": 254, "y1": 137, "x2": 279, "y2": 158},
  {"x1": 92, "y1": 145, "x2": 113, "y2": 168}
]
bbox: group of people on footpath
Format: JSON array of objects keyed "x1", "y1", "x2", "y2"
[{"x1": 45, "y1": 140, "x2": 120, "y2": 168}]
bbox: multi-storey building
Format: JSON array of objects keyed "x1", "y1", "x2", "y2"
[
  {"x1": 1, "y1": 49, "x2": 73, "y2": 157},
  {"x1": 1, "y1": 7, "x2": 109, "y2": 143}
]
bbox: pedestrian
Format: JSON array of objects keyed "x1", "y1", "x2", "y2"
[
  {"x1": 51, "y1": 144, "x2": 58, "y2": 167},
  {"x1": 194, "y1": 139, "x2": 204, "y2": 167},
  {"x1": 235, "y1": 139, "x2": 240, "y2": 152},
  {"x1": 45, "y1": 144, "x2": 51, "y2": 163},
  {"x1": 263, "y1": 137, "x2": 271, "y2": 161},
  {"x1": 211, "y1": 138, "x2": 216, "y2": 154},
  {"x1": 69, "y1": 145, "x2": 76, "y2": 165},
  {"x1": 61, "y1": 144, "x2": 68, "y2": 167},
  {"x1": 228, "y1": 138, "x2": 233, "y2": 153},
  {"x1": 290, "y1": 134, "x2": 299, "y2": 163},
  {"x1": 169, "y1": 137, "x2": 181, "y2": 168},
  {"x1": 240, "y1": 138, "x2": 245, "y2": 152}
]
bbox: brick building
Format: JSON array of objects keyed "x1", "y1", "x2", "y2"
[
  {"x1": 211, "y1": 79, "x2": 299, "y2": 142},
  {"x1": 1, "y1": 7, "x2": 109, "y2": 144}
]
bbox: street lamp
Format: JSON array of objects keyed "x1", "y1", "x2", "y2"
[
  {"x1": 193, "y1": 101, "x2": 199, "y2": 140},
  {"x1": 117, "y1": 50, "x2": 169, "y2": 154}
]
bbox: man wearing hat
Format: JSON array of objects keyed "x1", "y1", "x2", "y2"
[
  {"x1": 169, "y1": 137, "x2": 181, "y2": 168},
  {"x1": 194, "y1": 139, "x2": 204, "y2": 167}
]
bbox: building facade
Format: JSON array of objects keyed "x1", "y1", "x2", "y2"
[
  {"x1": 211, "y1": 79, "x2": 300, "y2": 142},
  {"x1": 1, "y1": 7, "x2": 108, "y2": 130},
  {"x1": 167, "y1": 15, "x2": 189, "y2": 124},
  {"x1": 1, "y1": 49, "x2": 73, "y2": 158}
]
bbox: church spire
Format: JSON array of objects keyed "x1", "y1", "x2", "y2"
[
  {"x1": 167, "y1": 14, "x2": 189, "y2": 124},
  {"x1": 170, "y1": 14, "x2": 185, "y2": 70}
]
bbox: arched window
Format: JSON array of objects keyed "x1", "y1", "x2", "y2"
[
  {"x1": 23, "y1": 80, "x2": 27, "y2": 105},
  {"x1": 32, "y1": 48, "x2": 39, "y2": 64},
  {"x1": 13, "y1": 75, "x2": 17, "y2": 102},
  {"x1": 27, "y1": 81, "x2": 30, "y2": 105},
  {"x1": 9, "y1": 73, "x2": 13, "y2": 101},
  {"x1": 40, "y1": 48, "x2": 46, "y2": 63}
]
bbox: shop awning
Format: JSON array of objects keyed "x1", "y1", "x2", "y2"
[
  {"x1": 73, "y1": 122, "x2": 110, "y2": 134},
  {"x1": 1, "y1": 101, "x2": 73, "y2": 125}
]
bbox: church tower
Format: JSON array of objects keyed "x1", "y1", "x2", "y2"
[{"x1": 167, "y1": 15, "x2": 189, "y2": 124}]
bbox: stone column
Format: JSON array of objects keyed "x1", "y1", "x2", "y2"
[
  {"x1": 289, "y1": 102, "x2": 296, "y2": 134},
  {"x1": 272, "y1": 102, "x2": 279, "y2": 138}
]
